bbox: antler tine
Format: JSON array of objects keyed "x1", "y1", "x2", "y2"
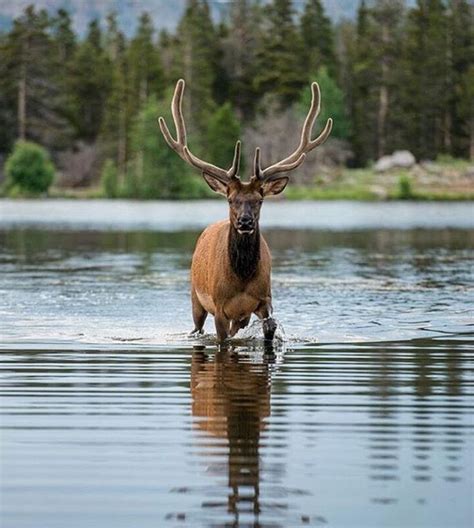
[
  {"x1": 229, "y1": 140, "x2": 241, "y2": 179},
  {"x1": 301, "y1": 81, "x2": 321, "y2": 144},
  {"x1": 172, "y1": 79, "x2": 186, "y2": 145},
  {"x1": 259, "y1": 81, "x2": 333, "y2": 179},
  {"x1": 252, "y1": 147, "x2": 263, "y2": 181},
  {"x1": 158, "y1": 79, "x2": 241, "y2": 183},
  {"x1": 253, "y1": 147, "x2": 306, "y2": 182}
]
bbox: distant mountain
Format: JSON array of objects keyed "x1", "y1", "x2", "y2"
[{"x1": 0, "y1": 0, "x2": 410, "y2": 36}]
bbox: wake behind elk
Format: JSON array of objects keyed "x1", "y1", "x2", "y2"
[{"x1": 159, "y1": 80, "x2": 332, "y2": 343}]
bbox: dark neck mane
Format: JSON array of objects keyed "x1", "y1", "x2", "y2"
[{"x1": 228, "y1": 225, "x2": 260, "y2": 281}]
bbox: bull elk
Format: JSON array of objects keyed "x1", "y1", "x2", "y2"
[{"x1": 158, "y1": 79, "x2": 332, "y2": 343}]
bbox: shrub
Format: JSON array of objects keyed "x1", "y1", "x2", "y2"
[
  {"x1": 101, "y1": 159, "x2": 119, "y2": 198},
  {"x1": 5, "y1": 141, "x2": 55, "y2": 194},
  {"x1": 397, "y1": 174, "x2": 414, "y2": 199}
]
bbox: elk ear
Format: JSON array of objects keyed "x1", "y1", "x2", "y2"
[
  {"x1": 261, "y1": 177, "x2": 289, "y2": 197},
  {"x1": 202, "y1": 172, "x2": 228, "y2": 196}
]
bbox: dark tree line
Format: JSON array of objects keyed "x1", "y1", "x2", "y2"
[{"x1": 0, "y1": 0, "x2": 472, "y2": 197}]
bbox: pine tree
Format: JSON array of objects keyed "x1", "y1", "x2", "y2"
[
  {"x1": 300, "y1": 0, "x2": 337, "y2": 78},
  {"x1": 401, "y1": 0, "x2": 450, "y2": 159},
  {"x1": 458, "y1": 65, "x2": 474, "y2": 160},
  {"x1": 207, "y1": 103, "x2": 242, "y2": 169},
  {"x1": 52, "y1": 8, "x2": 76, "y2": 64},
  {"x1": 350, "y1": 0, "x2": 377, "y2": 165},
  {"x1": 0, "y1": 33, "x2": 17, "y2": 153},
  {"x1": 100, "y1": 16, "x2": 129, "y2": 177},
  {"x1": 128, "y1": 12, "x2": 165, "y2": 111},
  {"x1": 222, "y1": 0, "x2": 262, "y2": 119},
  {"x1": 50, "y1": 8, "x2": 77, "y2": 149},
  {"x1": 254, "y1": 0, "x2": 306, "y2": 106},
  {"x1": 0, "y1": 6, "x2": 69, "y2": 150},
  {"x1": 172, "y1": 0, "x2": 218, "y2": 137},
  {"x1": 349, "y1": 0, "x2": 405, "y2": 164},
  {"x1": 371, "y1": 0, "x2": 404, "y2": 158},
  {"x1": 68, "y1": 20, "x2": 113, "y2": 142},
  {"x1": 104, "y1": 11, "x2": 120, "y2": 61},
  {"x1": 449, "y1": 0, "x2": 474, "y2": 158}
]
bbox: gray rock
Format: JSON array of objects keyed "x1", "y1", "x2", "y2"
[
  {"x1": 392, "y1": 150, "x2": 416, "y2": 168},
  {"x1": 375, "y1": 150, "x2": 416, "y2": 172},
  {"x1": 374, "y1": 155, "x2": 394, "y2": 172}
]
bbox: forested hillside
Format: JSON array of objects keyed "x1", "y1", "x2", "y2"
[
  {"x1": 0, "y1": 0, "x2": 472, "y2": 198},
  {"x1": 0, "y1": 0, "x2": 397, "y2": 35}
]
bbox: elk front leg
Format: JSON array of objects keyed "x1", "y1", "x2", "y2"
[
  {"x1": 214, "y1": 310, "x2": 230, "y2": 343},
  {"x1": 191, "y1": 288, "x2": 207, "y2": 334},
  {"x1": 255, "y1": 300, "x2": 277, "y2": 341}
]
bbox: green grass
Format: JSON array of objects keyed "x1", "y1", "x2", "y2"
[
  {"x1": 4, "y1": 157, "x2": 471, "y2": 201},
  {"x1": 435, "y1": 154, "x2": 472, "y2": 169},
  {"x1": 285, "y1": 185, "x2": 378, "y2": 200}
]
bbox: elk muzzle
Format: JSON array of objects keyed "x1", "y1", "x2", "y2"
[{"x1": 237, "y1": 214, "x2": 255, "y2": 235}]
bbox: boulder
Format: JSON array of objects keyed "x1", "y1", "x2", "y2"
[
  {"x1": 374, "y1": 155, "x2": 393, "y2": 172},
  {"x1": 375, "y1": 150, "x2": 416, "y2": 172},
  {"x1": 392, "y1": 150, "x2": 416, "y2": 168}
]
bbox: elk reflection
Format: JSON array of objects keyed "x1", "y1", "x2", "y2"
[{"x1": 191, "y1": 348, "x2": 275, "y2": 526}]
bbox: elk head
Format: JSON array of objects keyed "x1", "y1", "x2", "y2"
[{"x1": 158, "y1": 80, "x2": 332, "y2": 234}]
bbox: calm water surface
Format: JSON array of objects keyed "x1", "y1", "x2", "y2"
[{"x1": 1, "y1": 200, "x2": 473, "y2": 527}]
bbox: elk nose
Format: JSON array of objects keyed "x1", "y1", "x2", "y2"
[{"x1": 237, "y1": 215, "x2": 254, "y2": 231}]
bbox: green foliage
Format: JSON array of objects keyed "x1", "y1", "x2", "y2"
[
  {"x1": 207, "y1": 103, "x2": 241, "y2": 170},
  {"x1": 0, "y1": 0, "x2": 473, "y2": 199},
  {"x1": 52, "y1": 8, "x2": 76, "y2": 62},
  {"x1": 350, "y1": 0, "x2": 405, "y2": 165},
  {"x1": 127, "y1": 94, "x2": 210, "y2": 199},
  {"x1": 400, "y1": 0, "x2": 450, "y2": 160},
  {"x1": 223, "y1": 0, "x2": 261, "y2": 119},
  {"x1": 67, "y1": 21, "x2": 113, "y2": 142},
  {"x1": 254, "y1": 0, "x2": 306, "y2": 105},
  {"x1": 435, "y1": 154, "x2": 471, "y2": 169},
  {"x1": 101, "y1": 159, "x2": 119, "y2": 198},
  {"x1": 172, "y1": 0, "x2": 218, "y2": 136},
  {"x1": 5, "y1": 141, "x2": 55, "y2": 194},
  {"x1": 100, "y1": 17, "x2": 129, "y2": 174},
  {"x1": 0, "y1": 6, "x2": 72, "y2": 152},
  {"x1": 397, "y1": 174, "x2": 414, "y2": 200},
  {"x1": 128, "y1": 12, "x2": 165, "y2": 107},
  {"x1": 299, "y1": 67, "x2": 349, "y2": 139},
  {"x1": 301, "y1": 0, "x2": 337, "y2": 77}
]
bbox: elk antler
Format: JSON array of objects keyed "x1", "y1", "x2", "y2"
[
  {"x1": 158, "y1": 79, "x2": 241, "y2": 184},
  {"x1": 253, "y1": 82, "x2": 333, "y2": 181}
]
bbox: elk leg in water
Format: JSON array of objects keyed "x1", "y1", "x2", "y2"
[
  {"x1": 191, "y1": 288, "x2": 208, "y2": 334},
  {"x1": 215, "y1": 311, "x2": 231, "y2": 343},
  {"x1": 255, "y1": 302, "x2": 277, "y2": 341},
  {"x1": 229, "y1": 316, "x2": 251, "y2": 337}
]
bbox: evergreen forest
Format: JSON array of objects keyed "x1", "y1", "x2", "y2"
[{"x1": 0, "y1": 0, "x2": 472, "y2": 198}]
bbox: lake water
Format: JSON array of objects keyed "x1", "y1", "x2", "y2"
[{"x1": 1, "y1": 200, "x2": 473, "y2": 528}]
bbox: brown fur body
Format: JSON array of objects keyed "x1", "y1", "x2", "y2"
[
  {"x1": 159, "y1": 79, "x2": 332, "y2": 343},
  {"x1": 191, "y1": 219, "x2": 274, "y2": 340}
]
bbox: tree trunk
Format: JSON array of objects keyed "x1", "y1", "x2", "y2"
[
  {"x1": 377, "y1": 25, "x2": 389, "y2": 158},
  {"x1": 18, "y1": 62, "x2": 26, "y2": 140},
  {"x1": 377, "y1": 84, "x2": 388, "y2": 158},
  {"x1": 470, "y1": 117, "x2": 474, "y2": 162},
  {"x1": 443, "y1": 110, "x2": 452, "y2": 153},
  {"x1": 117, "y1": 96, "x2": 127, "y2": 186}
]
